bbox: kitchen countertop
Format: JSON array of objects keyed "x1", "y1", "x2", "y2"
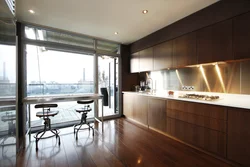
[{"x1": 123, "y1": 91, "x2": 250, "y2": 110}]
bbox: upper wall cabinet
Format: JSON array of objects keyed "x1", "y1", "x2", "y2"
[
  {"x1": 140, "y1": 47, "x2": 153, "y2": 72},
  {"x1": 153, "y1": 40, "x2": 173, "y2": 70},
  {"x1": 197, "y1": 19, "x2": 233, "y2": 64},
  {"x1": 130, "y1": 52, "x2": 140, "y2": 73},
  {"x1": 233, "y1": 12, "x2": 250, "y2": 60},
  {"x1": 173, "y1": 32, "x2": 197, "y2": 67}
]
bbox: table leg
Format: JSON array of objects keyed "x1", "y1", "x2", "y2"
[
  {"x1": 102, "y1": 97, "x2": 104, "y2": 132},
  {"x1": 28, "y1": 104, "x2": 31, "y2": 142}
]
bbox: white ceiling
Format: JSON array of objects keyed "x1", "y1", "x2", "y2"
[{"x1": 16, "y1": 0, "x2": 219, "y2": 44}]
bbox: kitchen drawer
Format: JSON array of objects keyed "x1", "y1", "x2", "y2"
[
  {"x1": 167, "y1": 109, "x2": 227, "y2": 132},
  {"x1": 167, "y1": 100, "x2": 227, "y2": 120},
  {"x1": 168, "y1": 117, "x2": 226, "y2": 157}
]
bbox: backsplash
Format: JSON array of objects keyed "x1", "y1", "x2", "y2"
[{"x1": 143, "y1": 60, "x2": 250, "y2": 94}]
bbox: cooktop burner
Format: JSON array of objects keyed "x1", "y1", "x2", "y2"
[{"x1": 178, "y1": 94, "x2": 220, "y2": 101}]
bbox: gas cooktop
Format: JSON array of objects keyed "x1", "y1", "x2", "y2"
[{"x1": 178, "y1": 93, "x2": 220, "y2": 101}]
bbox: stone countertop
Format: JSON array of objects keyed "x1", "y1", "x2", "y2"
[{"x1": 122, "y1": 91, "x2": 250, "y2": 110}]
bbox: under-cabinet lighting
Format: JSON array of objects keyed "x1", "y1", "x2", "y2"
[
  {"x1": 175, "y1": 69, "x2": 183, "y2": 87},
  {"x1": 215, "y1": 64, "x2": 226, "y2": 93},
  {"x1": 200, "y1": 65, "x2": 211, "y2": 92}
]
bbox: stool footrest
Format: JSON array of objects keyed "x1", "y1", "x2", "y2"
[{"x1": 34, "y1": 129, "x2": 60, "y2": 140}]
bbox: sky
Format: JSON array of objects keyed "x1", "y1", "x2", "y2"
[
  {"x1": 0, "y1": 45, "x2": 16, "y2": 82},
  {"x1": 26, "y1": 44, "x2": 94, "y2": 83}
]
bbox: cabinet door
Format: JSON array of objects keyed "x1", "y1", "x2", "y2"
[
  {"x1": 173, "y1": 32, "x2": 196, "y2": 67},
  {"x1": 123, "y1": 94, "x2": 134, "y2": 119},
  {"x1": 148, "y1": 98, "x2": 166, "y2": 132},
  {"x1": 197, "y1": 19, "x2": 233, "y2": 64},
  {"x1": 130, "y1": 52, "x2": 140, "y2": 73},
  {"x1": 233, "y1": 12, "x2": 250, "y2": 60},
  {"x1": 139, "y1": 47, "x2": 153, "y2": 72},
  {"x1": 153, "y1": 40, "x2": 172, "y2": 70},
  {"x1": 228, "y1": 108, "x2": 250, "y2": 166},
  {"x1": 133, "y1": 95, "x2": 148, "y2": 125}
]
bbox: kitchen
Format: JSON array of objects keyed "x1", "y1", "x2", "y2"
[
  {"x1": 1, "y1": 0, "x2": 250, "y2": 166},
  {"x1": 122, "y1": 0, "x2": 250, "y2": 166}
]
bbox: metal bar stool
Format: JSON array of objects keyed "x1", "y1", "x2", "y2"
[
  {"x1": 74, "y1": 100, "x2": 94, "y2": 140},
  {"x1": 34, "y1": 104, "x2": 60, "y2": 151}
]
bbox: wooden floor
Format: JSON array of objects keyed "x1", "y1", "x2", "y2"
[{"x1": 16, "y1": 118, "x2": 233, "y2": 167}]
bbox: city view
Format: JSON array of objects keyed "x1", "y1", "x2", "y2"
[{"x1": 0, "y1": 44, "x2": 118, "y2": 129}]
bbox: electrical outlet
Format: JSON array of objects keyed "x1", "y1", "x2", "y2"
[{"x1": 182, "y1": 86, "x2": 195, "y2": 90}]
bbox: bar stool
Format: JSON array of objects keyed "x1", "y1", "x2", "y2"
[
  {"x1": 74, "y1": 100, "x2": 94, "y2": 140},
  {"x1": 34, "y1": 104, "x2": 60, "y2": 151}
]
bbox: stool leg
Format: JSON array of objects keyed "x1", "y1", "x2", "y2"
[
  {"x1": 87, "y1": 123, "x2": 94, "y2": 136},
  {"x1": 50, "y1": 129, "x2": 60, "y2": 146},
  {"x1": 35, "y1": 131, "x2": 46, "y2": 151},
  {"x1": 76, "y1": 123, "x2": 84, "y2": 140}
]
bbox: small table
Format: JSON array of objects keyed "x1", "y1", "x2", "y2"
[{"x1": 23, "y1": 93, "x2": 104, "y2": 135}]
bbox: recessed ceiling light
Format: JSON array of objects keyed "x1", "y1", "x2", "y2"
[
  {"x1": 114, "y1": 32, "x2": 118, "y2": 35},
  {"x1": 142, "y1": 10, "x2": 148, "y2": 14},
  {"x1": 29, "y1": 10, "x2": 35, "y2": 14}
]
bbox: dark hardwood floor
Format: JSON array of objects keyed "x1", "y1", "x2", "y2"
[{"x1": 16, "y1": 118, "x2": 233, "y2": 167}]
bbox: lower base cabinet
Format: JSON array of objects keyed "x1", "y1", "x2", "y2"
[
  {"x1": 148, "y1": 98, "x2": 166, "y2": 132},
  {"x1": 123, "y1": 93, "x2": 134, "y2": 119},
  {"x1": 228, "y1": 108, "x2": 250, "y2": 166},
  {"x1": 123, "y1": 94, "x2": 148, "y2": 126},
  {"x1": 133, "y1": 95, "x2": 148, "y2": 125},
  {"x1": 123, "y1": 93, "x2": 250, "y2": 166},
  {"x1": 167, "y1": 117, "x2": 226, "y2": 157}
]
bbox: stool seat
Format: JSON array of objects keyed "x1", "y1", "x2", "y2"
[
  {"x1": 77, "y1": 100, "x2": 94, "y2": 104},
  {"x1": 35, "y1": 104, "x2": 58, "y2": 108},
  {"x1": 36, "y1": 110, "x2": 59, "y2": 117},
  {"x1": 1, "y1": 114, "x2": 16, "y2": 122}
]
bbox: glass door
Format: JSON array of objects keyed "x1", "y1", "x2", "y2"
[{"x1": 98, "y1": 56, "x2": 119, "y2": 117}]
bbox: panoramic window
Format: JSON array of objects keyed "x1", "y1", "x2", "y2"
[
  {"x1": 25, "y1": 44, "x2": 95, "y2": 127},
  {"x1": 26, "y1": 44, "x2": 94, "y2": 96},
  {"x1": 23, "y1": 25, "x2": 121, "y2": 129}
]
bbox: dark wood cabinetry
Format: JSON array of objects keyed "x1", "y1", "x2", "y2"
[
  {"x1": 153, "y1": 41, "x2": 173, "y2": 70},
  {"x1": 197, "y1": 20, "x2": 233, "y2": 64},
  {"x1": 227, "y1": 107, "x2": 250, "y2": 166},
  {"x1": 148, "y1": 98, "x2": 166, "y2": 132},
  {"x1": 123, "y1": 93, "x2": 134, "y2": 119},
  {"x1": 133, "y1": 95, "x2": 148, "y2": 125},
  {"x1": 139, "y1": 47, "x2": 153, "y2": 72},
  {"x1": 166, "y1": 100, "x2": 227, "y2": 156},
  {"x1": 123, "y1": 93, "x2": 250, "y2": 165},
  {"x1": 173, "y1": 32, "x2": 197, "y2": 67},
  {"x1": 130, "y1": 52, "x2": 140, "y2": 73},
  {"x1": 123, "y1": 93, "x2": 148, "y2": 126},
  {"x1": 233, "y1": 12, "x2": 250, "y2": 60}
]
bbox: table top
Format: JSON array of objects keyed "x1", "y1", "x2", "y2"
[{"x1": 23, "y1": 93, "x2": 103, "y2": 104}]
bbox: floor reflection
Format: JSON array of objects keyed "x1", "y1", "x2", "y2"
[{"x1": 0, "y1": 106, "x2": 16, "y2": 167}]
